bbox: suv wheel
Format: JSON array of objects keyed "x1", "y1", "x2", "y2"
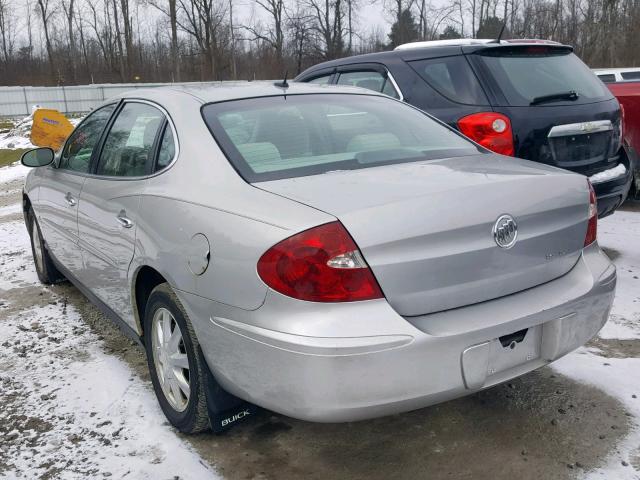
[
  {"x1": 28, "y1": 208, "x2": 63, "y2": 284},
  {"x1": 144, "y1": 283, "x2": 210, "y2": 433}
]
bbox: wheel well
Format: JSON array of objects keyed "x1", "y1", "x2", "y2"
[{"x1": 134, "y1": 266, "x2": 167, "y2": 336}]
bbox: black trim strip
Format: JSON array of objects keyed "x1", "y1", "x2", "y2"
[{"x1": 49, "y1": 252, "x2": 144, "y2": 347}]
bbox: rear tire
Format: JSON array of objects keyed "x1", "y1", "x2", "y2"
[
  {"x1": 27, "y1": 208, "x2": 63, "y2": 284},
  {"x1": 144, "y1": 283, "x2": 210, "y2": 434}
]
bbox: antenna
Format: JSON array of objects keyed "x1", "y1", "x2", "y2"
[
  {"x1": 274, "y1": 71, "x2": 289, "y2": 89},
  {"x1": 491, "y1": 22, "x2": 507, "y2": 43}
]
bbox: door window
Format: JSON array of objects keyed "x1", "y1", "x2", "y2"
[
  {"x1": 59, "y1": 104, "x2": 116, "y2": 173},
  {"x1": 156, "y1": 124, "x2": 176, "y2": 171},
  {"x1": 597, "y1": 74, "x2": 616, "y2": 83},
  {"x1": 621, "y1": 71, "x2": 640, "y2": 80},
  {"x1": 337, "y1": 71, "x2": 401, "y2": 99},
  {"x1": 307, "y1": 74, "x2": 332, "y2": 85},
  {"x1": 96, "y1": 103, "x2": 165, "y2": 177}
]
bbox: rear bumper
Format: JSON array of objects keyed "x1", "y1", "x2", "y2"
[
  {"x1": 180, "y1": 243, "x2": 615, "y2": 423},
  {"x1": 592, "y1": 146, "x2": 635, "y2": 217}
]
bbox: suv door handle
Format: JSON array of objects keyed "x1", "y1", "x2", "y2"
[
  {"x1": 64, "y1": 192, "x2": 77, "y2": 207},
  {"x1": 116, "y1": 211, "x2": 134, "y2": 229}
]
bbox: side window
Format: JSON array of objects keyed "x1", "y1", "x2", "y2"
[
  {"x1": 307, "y1": 75, "x2": 331, "y2": 85},
  {"x1": 59, "y1": 104, "x2": 116, "y2": 173},
  {"x1": 337, "y1": 70, "x2": 400, "y2": 99},
  {"x1": 597, "y1": 74, "x2": 616, "y2": 83},
  {"x1": 621, "y1": 71, "x2": 640, "y2": 80},
  {"x1": 96, "y1": 103, "x2": 165, "y2": 177},
  {"x1": 409, "y1": 56, "x2": 489, "y2": 105},
  {"x1": 156, "y1": 125, "x2": 176, "y2": 171}
]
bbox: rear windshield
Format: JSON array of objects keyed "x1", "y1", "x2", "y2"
[
  {"x1": 202, "y1": 94, "x2": 482, "y2": 182},
  {"x1": 476, "y1": 48, "x2": 612, "y2": 106}
]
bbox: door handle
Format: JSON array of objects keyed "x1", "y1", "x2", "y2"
[
  {"x1": 65, "y1": 192, "x2": 77, "y2": 207},
  {"x1": 116, "y1": 211, "x2": 134, "y2": 229}
]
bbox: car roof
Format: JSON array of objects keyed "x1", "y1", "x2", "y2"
[
  {"x1": 593, "y1": 68, "x2": 640, "y2": 74},
  {"x1": 110, "y1": 81, "x2": 384, "y2": 105},
  {"x1": 394, "y1": 38, "x2": 563, "y2": 50},
  {"x1": 296, "y1": 40, "x2": 572, "y2": 78}
]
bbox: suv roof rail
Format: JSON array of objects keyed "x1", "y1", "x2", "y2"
[{"x1": 394, "y1": 38, "x2": 562, "y2": 51}]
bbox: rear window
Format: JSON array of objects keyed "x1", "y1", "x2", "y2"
[
  {"x1": 202, "y1": 94, "x2": 482, "y2": 182},
  {"x1": 409, "y1": 56, "x2": 488, "y2": 105},
  {"x1": 476, "y1": 48, "x2": 612, "y2": 106}
]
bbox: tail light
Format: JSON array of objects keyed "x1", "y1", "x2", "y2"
[
  {"x1": 584, "y1": 181, "x2": 598, "y2": 246},
  {"x1": 257, "y1": 221, "x2": 383, "y2": 302},
  {"x1": 458, "y1": 112, "x2": 515, "y2": 156}
]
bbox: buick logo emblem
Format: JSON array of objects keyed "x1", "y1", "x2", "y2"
[{"x1": 493, "y1": 214, "x2": 518, "y2": 249}]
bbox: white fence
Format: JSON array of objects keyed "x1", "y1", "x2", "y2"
[{"x1": 0, "y1": 82, "x2": 218, "y2": 117}]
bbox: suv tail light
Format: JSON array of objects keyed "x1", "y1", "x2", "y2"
[
  {"x1": 257, "y1": 222, "x2": 383, "y2": 302},
  {"x1": 585, "y1": 181, "x2": 598, "y2": 246},
  {"x1": 457, "y1": 112, "x2": 515, "y2": 156}
]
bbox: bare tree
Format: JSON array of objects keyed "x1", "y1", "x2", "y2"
[
  {"x1": 244, "y1": 0, "x2": 287, "y2": 69},
  {"x1": 60, "y1": 0, "x2": 76, "y2": 82},
  {"x1": 287, "y1": 2, "x2": 314, "y2": 73},
  {"x1": 177, "y1": 0, "x2": 227, "y2": 79},
  {"x1": 149, "y1": 0, "x2": 182, "y2": 81},
  {"x1": 36, "y1": 0, "x2": 55, "y2": 77},
  {"x1": 307, "y1": 0, "x2": 347, "y2": 59},
  {"x1": 0, "y1": 0, "x2": 16, "y2": 64}
]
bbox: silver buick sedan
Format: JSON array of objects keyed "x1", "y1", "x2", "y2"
[{"x1": 21, "y1": 82, "x2": 616, "y2": 434}]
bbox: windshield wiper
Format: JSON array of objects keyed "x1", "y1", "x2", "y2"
[{"x1": 530, "y1": 90, "x2": 579, "y2": 105}]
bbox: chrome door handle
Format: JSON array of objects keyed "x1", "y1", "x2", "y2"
[
  {"x1": 65, "y1": 192, "x2": 77, "y2": 207},
  {"x1": 116, "y1": 212, "x2": 134, "y2": 229}
]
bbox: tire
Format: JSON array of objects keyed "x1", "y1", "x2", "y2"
[
  {"x1": 27, "y1": 207, "x2": 63, "y2": 284},
  {"x1": 144, "y1": 283, "x2": 210, "y2": 434}
]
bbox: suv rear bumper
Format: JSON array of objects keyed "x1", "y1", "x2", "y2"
[
  {"x1": 592, "y1": 146, "x2": 635, "y2": 217},
  {"x1": 181, "y1": 243, "x2": 615, "y2": 423}
]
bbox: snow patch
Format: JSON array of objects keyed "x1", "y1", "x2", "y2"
[
  {"x1": 0, "y1": 161, "x2": 30, "y2": 184},
  {"x1": 589, "y1": 163, "x2": 627, "y2": 184},
  {"x1": 598, "y1": 211, "x2": 640, "y2": 340},
  {"x1": 552, "y1": 350, "x2": 640, "y2": 479},
  {"x1": 0, "y1": 302, "x2": 218, "y2": 479},
  {"x1": 0, "y1": 111, "x2": 36, "y2": 150}
]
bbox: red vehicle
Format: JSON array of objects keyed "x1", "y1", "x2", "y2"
[{"x1": 606, "y1": 81, "x2": 640, "y2": 197}]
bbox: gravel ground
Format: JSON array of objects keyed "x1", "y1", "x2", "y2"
[{"x1": 0, "y1": 161, "x2": 638, "y2": 480}]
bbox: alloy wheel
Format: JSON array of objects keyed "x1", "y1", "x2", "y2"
[{"x1": 151, "y1": 307, "x2": 191, "y2": 412}]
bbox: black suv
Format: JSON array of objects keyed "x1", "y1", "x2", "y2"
[{"x1": 296, "y1": 40, "x2": 636, "y2": 217}]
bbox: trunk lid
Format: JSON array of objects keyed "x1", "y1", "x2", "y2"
[{"x1": 257, "y1": 155, "x2": 590, "y2": 316}]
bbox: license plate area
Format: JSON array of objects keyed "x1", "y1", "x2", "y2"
[{"x1": 487, "y1": 326, "x2": 542, "y2": 376}]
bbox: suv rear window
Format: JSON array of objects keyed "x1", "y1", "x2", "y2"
[
  {"x1": 409, "y1": 56, "x2": 488, "y2": 105},
  {"x1": 476, "y1": 47, "x2": 612, "y2": 106},
  {"x1": 202, "y1": 94, "x2": 482, "y2": 182}
]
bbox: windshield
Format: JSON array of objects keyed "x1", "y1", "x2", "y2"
[
  {"x1": 476, "y1": 48, "x2": 612, "y2": 106},
  {"x1": 202, "y1": 94, "x2": 482, "y2": 182}
]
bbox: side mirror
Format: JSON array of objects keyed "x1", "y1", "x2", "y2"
[{"x1": 21, "y1": 148, "x2": 55, "y2": 167}]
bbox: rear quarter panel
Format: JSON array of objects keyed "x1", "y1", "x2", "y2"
[{"x1": 128, "y1": 94, "x2": 335, "y2": 318}]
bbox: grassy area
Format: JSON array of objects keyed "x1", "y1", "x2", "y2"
[
  {"x1": 0, "y1": 149, "x2": 28, "y2": 168},
  {"x1": 0, "y1": 119, "x2": 15, "y2": 131}
]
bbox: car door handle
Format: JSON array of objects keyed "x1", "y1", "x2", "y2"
[
  {"x1": 64, "y1": 192, "x2": 77, "y2": 207},
  {"x1": 116, "y1": 212, "x2": 134, "y2": 229}
]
